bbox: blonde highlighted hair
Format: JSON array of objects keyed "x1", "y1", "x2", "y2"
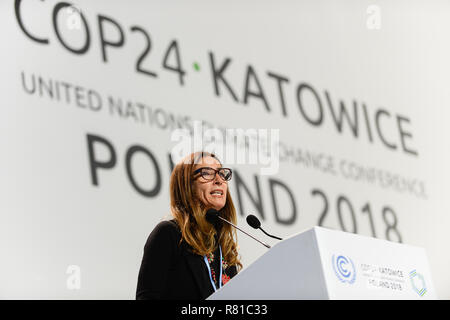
[{"x1": 169, "y1": 151, "x2": 242, "y2": 271}]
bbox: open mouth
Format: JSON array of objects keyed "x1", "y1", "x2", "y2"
[{"x1": 210, "y1": 190, "x2": 224, "y2": 196}]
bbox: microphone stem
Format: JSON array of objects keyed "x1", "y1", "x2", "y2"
[
  {"x1": 259, "y1": 227, "x2": 283, "y2": 240},
  {"x1": 217, "y1": 216, "x2": 271, "y2": 249}
]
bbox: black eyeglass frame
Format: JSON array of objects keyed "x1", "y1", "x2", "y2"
[{"x1": 192, "y1": 167, "x2": 233, "y2": 181}]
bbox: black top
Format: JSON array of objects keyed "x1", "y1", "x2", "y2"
[{"x1": 136, "y1": 219, "x2": 238, "y2": 300}]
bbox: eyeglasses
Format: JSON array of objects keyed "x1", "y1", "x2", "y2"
[{"x1": 193, "y1": 167, "x2": 232, "y2": 181}]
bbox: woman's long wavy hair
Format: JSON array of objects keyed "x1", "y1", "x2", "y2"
[{"x1": 170, "y1": 151, "x2": 242, "y2": 271}]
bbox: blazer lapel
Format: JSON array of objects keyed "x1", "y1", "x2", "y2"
[{"x1": 182, "y1": 244, "x2": 215, "y2": 299}]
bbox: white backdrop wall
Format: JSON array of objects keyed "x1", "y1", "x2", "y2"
[{"x1": 1, "y1": 0, "x2": 449, "y2": 299}]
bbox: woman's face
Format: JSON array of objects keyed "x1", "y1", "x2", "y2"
[{"x1": 192, "y1": 156, "x2": 228, "y2": 211}]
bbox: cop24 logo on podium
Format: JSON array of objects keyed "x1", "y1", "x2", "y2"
[
  {"x1": 332, "y1": 254, "x2": 356, "y2": 284},
  {"x1": 409, "y1": 270, "x2": 427, "y2": 297}
]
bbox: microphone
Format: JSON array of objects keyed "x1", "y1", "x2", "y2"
[
  {"x1": 205, "y1": 209, "x2": 271, "y2": 249},
  {"x1": 246, "y1": 214, "x2": 283, "y2": 240}
]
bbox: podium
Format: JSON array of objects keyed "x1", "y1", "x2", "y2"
[{"x1": 208, "y1": 227, "x2": 436, "y2": 299}]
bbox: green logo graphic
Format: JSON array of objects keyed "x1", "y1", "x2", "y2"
[{"x1": 409, "y1": 270, "x2": 427, "y2": 297}]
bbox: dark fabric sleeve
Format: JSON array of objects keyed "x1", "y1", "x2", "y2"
[
  {"x1": 136, "y1": 220, "x2": 178, "y2": 300},
  {"x1": 227, "y1": 265, "x2": 238, "y2": 279}
]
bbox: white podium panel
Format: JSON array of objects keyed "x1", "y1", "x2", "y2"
[{"x1": 209, "y1": 227, "x2": 436, "y2": 300}]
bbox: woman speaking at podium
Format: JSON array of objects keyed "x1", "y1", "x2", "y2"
[{"x1": 136, "y1": 151, "x2": 242, "y2": 299}]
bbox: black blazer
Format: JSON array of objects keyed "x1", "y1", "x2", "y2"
[{"x1": 136, "y1": 219, "x2": 238, "y2": 300}]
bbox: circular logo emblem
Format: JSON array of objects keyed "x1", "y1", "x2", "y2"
[{"x1": 332, "y1": 254, "x2": 356, "y2": 284}]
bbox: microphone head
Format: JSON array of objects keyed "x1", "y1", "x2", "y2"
[
  {"x1": 246, "y1": 214, "x2": 261, "y2": 229},
  {"x1": 205, "y1": 208, "x2": 220, "y2": 225}
]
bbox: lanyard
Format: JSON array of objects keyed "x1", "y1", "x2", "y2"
[{"x1": 203, "y1": 246, "x2": 223, "y2": 292}]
